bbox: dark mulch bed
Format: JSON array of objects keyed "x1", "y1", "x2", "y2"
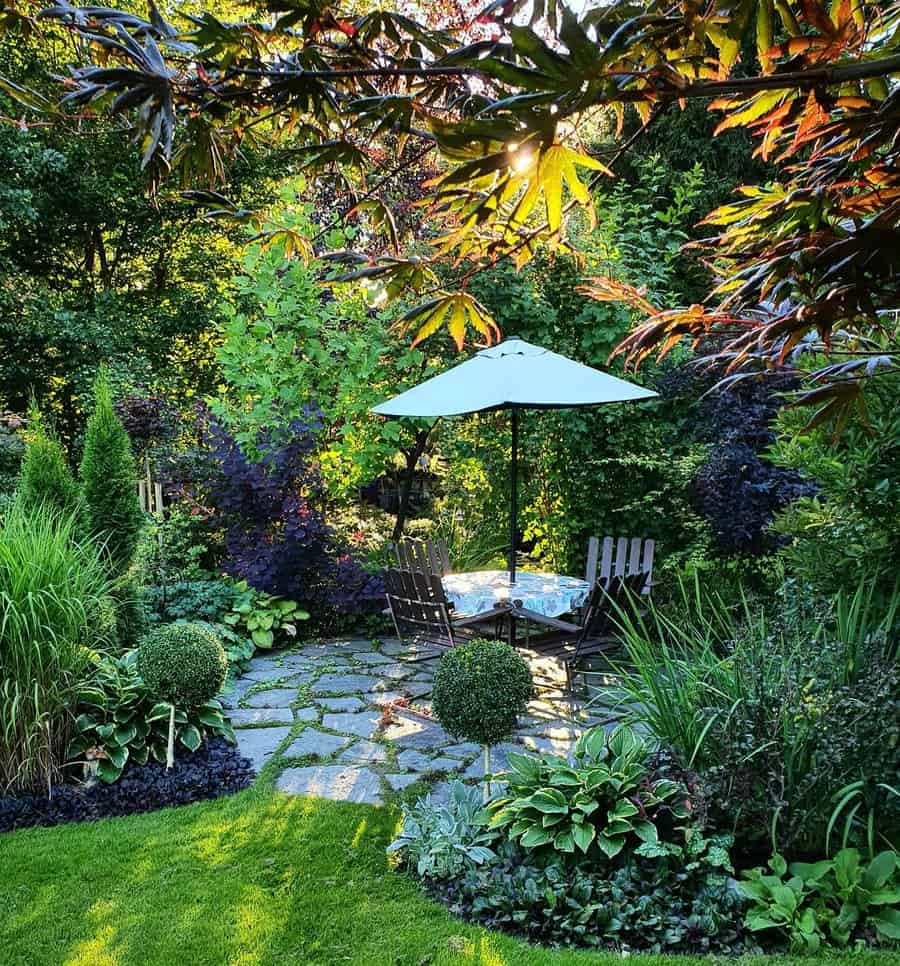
[{"x1": 0, "y1": 738, "x2": 254, "y2": 833}]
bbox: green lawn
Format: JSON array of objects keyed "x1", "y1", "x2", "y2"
[{"x1": 1, "y1": 784, "x2": 898, "y2": 966}]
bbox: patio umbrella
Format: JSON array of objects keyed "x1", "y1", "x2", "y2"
[{"x1": 372, "y1": 336, "x2": 657, "y2": 585}]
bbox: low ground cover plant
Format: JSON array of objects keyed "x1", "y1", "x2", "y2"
[
  {"x1": 740, "y1": 849, "x2": 900, "y2": 952},
  {"x1": 390, "y1": 726, "x2": 749, "y2": 954}
]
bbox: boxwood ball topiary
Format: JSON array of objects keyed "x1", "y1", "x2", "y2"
[
  {"x1": 432, "y1": 639, "x2": 533, "y2": 748},
  {"x1": 138, "y1": 622, "x2": 227, "y2": 708}
]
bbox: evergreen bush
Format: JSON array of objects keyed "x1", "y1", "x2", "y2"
[
  {"x1": 16, "y1": 410, "x2": 81, "y2": 519},
  {"x1": 79, "y1": 369, "x2": 144, "y2": 575},
  {"x1": 138, "y1": 622, "x2": 227, "y2": 710},
  {"x1": 432, "y1": 639, "x2": 532, "y2": 798}
]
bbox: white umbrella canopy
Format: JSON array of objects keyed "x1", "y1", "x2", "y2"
[
  {"x1": 372, "y1": 337, "x2": 657, "y2": 644},
  {"x1": 371, "y1": 337, "x2": 656, "y2": 417}
]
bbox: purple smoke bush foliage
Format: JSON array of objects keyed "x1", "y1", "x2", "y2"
[
  {"x1": 188, "y1": 408, "x2": 382, "y2": 616},
  {"x1": 659, "y1": 366, "x2": 816, "y2": 556},
  {"x1": 330, "y1": 554, "x2": 386, "y2": 616}
]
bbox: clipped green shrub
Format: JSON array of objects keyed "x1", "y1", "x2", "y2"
[
  {"x1": 432, "y1": 639, "x2": 533, "y2": 747},
  {"x1": 138, "y1": 621, "x2": 228, "y2": 770},
  {"x1": 138, "y1": 622, "x2": 227, "y2": 709},
  {"x1": 79, "y1": 369, "x2": 143, "y2": 575},
  {"x1": 0, "y1": 502, "x2": 115, "y2": 792},
  {"x1": 16, "y1": 411, "x2": 81, "y2": 519},
  {"x1": 432, "y1": 639, "x2": 532, "y2": 798}
]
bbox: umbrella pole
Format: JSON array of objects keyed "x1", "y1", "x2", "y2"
[{"x1": 508, "y1": 408, "x2": 518, "y2": 648}]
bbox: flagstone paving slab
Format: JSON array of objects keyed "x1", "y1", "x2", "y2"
[
  {"x1": 321, "y1": 711, "x2": 382, "y2": 740},
  {"x1": 382, "y1": 715, "x2": 453, "y2": 750},
  {"x1": 339, "y1": 741, "x2": 389, "y2": 763},
  {"x1": 277, "y1": 765, "x2": 382, "y2": 804},
  {"x1": 230, "y1": 708, "x2": 295, "y2": 727},
  {"x1": 352, "y1": 651, "x2": 397, "y2": 666},
  {"x1": 284, "y1": 729, "x2": 350, "y2": 759},
  {"x1": 312, "y1": 672, "x2": 383, "y2": 695},
  {"x1": 235, "y1": 726, "x2": 292, "y2": 770},
  {"x1": 385, "y1": 773, "x2": 419, "y2": 792},
  {"x1": 295, "y1": 706, "x2": 318, "y2": 722},
  {"x1": 243, "y1": 688, "x2": 299, "y2": 708},
  {"x1": 316, "y1": 696, "x2": 366, "y2": 712}
]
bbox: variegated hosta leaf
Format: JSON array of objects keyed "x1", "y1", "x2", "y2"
[{"x1": 393, "y1": 292, "x2": 501, "y2": 350}]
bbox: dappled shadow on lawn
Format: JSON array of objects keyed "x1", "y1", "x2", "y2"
[
  {"x1": 2, "y1": 788, "x2": 840, "y2": 966},
  {"x1": 1, "y1": 788, "x2": 536, "y2": 966}
]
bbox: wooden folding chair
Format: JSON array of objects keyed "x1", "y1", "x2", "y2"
[
  {"x1": 383, "y1": 567, "x2": 493, "y2": 655},
  {"x1": 391, "y1": 537, "x2": 452, "y2": 576},
  {"x1": 529, "y1": 572, "x2": 647, "y2": 691},
  {"x1": 585, "y1": 535, "x2": 655, "y2": 596}
]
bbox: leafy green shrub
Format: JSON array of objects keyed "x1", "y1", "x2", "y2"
[
  {"x1": 68, "y1": 650, "x2": 234, "y2": 782},
  {"x1": 16, "y1": 411, "x2": 82, "y2": 519},
  {"x1": 223, "y1": 580, "x2": 307, "y2": 649},
  {"x1": 432, "y1": 639, "x2": 532, "y2": 797},
  {"x1": 771, "y1": 380, "x2": 900, "y2": 605},
  {"x1": 740, "y1": 849, "x2": 900, "y2": 952},
  {"x1": 145, "y1": 578, "x2": 236, "y2": 625},
  {"x1": 0, "y1": 503, "x2": 115, "y2": 791},
  {"x1": 613, "y1": 578, "x2": 900, "y2": 855},
  {"x1": 138, "y1": 622, "x2": 227, "y2": 709},
  {"x1": 79, "y1": 369, "x2": 144, "y2": 575},
  {"x1": 0, "y1": 415, "x2": 25, "y2": 506},
  {"x1": 483, "y1": 725, "x2": 689, "y2": 859},
  {"x1": 441, "y1": 833, "x2": 746, "y2": 953},
  {"x1": 387, "y1": 781, "x2": 499, "y2": 880},
  {"x1": 432, "y1": 639, "x2": 532, "y2": 747}
]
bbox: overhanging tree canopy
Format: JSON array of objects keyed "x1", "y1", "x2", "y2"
[{"x1": 2, "y1": 0, "x2": 898, "y2": 428}]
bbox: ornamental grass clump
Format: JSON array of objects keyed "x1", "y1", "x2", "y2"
[
  {"x1": 138, "y1": 622, "x2": 227, "y2": 769},
  {"x1": 0, "y1": 503, "x2": 115, "y2": 793},
  {"x1": 432, "y1": 639, "x2": 532, "y2": 800}
]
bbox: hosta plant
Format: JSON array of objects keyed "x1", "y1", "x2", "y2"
[
  {"x1": 482, "y1": 724, "x2": 688, "y2": 860},
  {"x1": 68, "y1": 651, "x2": 235, "y2": 783},
  {"x1": 223, "y1": 580, "x2": 308, "y2": 650},
  {"x1": 740, "y1": 849, "x2": 900, "y2": 952}
]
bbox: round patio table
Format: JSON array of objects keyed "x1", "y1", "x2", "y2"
[{"x1": 443, "y1": 569, "x2": 590, "y2": 620}]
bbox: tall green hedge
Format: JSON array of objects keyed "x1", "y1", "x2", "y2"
[{"x1": 79, "y1": 369, "x2": 143, "y2": 575}]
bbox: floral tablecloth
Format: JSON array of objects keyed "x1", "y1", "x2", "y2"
[{"x1": 442, "y1": 569, "x2": 590, "y2": 619}]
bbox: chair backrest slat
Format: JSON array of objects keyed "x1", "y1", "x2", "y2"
[
  {"x1": 426, "y1": 539, "x2": 442, "y2": 575},
  {"x1": 627, "y1": 537, "x2": 642, "y2": 576},
  {"x1": 639, "y1": 540, "x2": 655, "y2": 595},
  {"x1": 613, "y1": 537, "x2": 628, "y2": 577},
  {"x1": 437, "y1": 538, "x2": 451, "y2": 574},
  {"x1": 585, "y1": 535, "x2": 600, "y2": 585}
]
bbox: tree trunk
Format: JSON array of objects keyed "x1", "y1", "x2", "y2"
[
  {"x1": 391, "y1": 428, "x2": 430, "y2": 542},
  {"x1": 166, "y1": 704, "x2": 176, "y2": 770}
]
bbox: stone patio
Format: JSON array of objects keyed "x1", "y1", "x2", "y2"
[{"x1": 224, "y1": 637, "x2": 615, "y2": 806}]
